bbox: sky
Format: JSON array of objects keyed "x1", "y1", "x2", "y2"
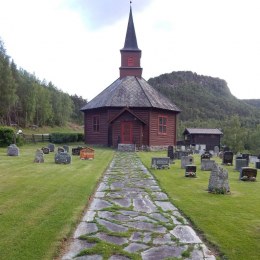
[{"x1": 0, "y1": 0, "x2": 260, "y2": 101}]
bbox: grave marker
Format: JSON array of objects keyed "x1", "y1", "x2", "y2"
[
  {"x1": 151, "y1": 157, "x2": 170, "y2": 169},
  {"x1": 240, "y1": 167, "x2": 257, "y2": 181}
]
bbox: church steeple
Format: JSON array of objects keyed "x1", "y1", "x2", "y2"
[{"x1": 120, "y1": 4, "x2": 143, "y2": 79}]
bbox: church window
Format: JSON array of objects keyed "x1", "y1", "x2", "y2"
[
  {"x1": 158, "y1": 115, "x2": 167, "y2": 134},
  {"x1": 93, "y1": 115, "x2": 100, "y2": 132}
]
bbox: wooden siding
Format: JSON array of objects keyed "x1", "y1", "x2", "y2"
[
  {"x1": 188, "y1": 134, "x2": 221, "y2": 150},
  {"x1": 149, "y1": 109, "x2": 177, "y2": 146},
  {"x1": 83, "y1": 107, "x2": 178, "y2": 148},
  {"x1": 84, "y1": 109, "x2": 109, "y2": 145}
]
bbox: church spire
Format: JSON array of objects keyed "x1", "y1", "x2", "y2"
[
  {"x1": 120, "y1": 4, "x2": 143, "y2": 79},
  {"x1": 122, "y1": 4, "x2": 140, "y2": 51}
]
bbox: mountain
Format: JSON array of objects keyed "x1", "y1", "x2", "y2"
[
  {"x1": 242, "y1": 99, "x2": 260, "y2": 109},
  {"x1": 148, "y1": 71, "x2": 260, "y2": 126}
]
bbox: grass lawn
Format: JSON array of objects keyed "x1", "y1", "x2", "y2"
[
  {"x1": 0, "y1": 144, "x2": 114, "y2": 260},
  {"x1": 138, "y1": 152, "x2": 260, "y2": 260}
]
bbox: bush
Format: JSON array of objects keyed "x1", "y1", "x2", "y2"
[
  {"x1": 0, "y1": 127, "x2": 15, "y2": 147},
  {"x1": 49, "y1": 133, "x2": 84, "y2": 144}
]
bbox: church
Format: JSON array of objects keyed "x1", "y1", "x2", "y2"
[{"x1": 81, "y1": 5, "x2": 180, "y2": 150}]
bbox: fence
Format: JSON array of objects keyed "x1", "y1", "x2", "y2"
[{"x1": 23, "y1": 134, "x2": 50, "y2": 143}]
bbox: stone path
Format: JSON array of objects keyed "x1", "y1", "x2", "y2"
[{"x1": 62, "y1": 152, "x2": 216, "y2": 260}]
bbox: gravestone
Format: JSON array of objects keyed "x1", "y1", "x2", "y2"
[
  {"x1": 214, "y1": 146, "x2": 220, "y2": 155},
  {"x1": 185, "y1": 165, "x2": 196, "y2": 177},
  {"x1": 222, "y1": 151, "x2": 233, "y2": 165},
  {"x1": 167, "y1": 146, "x2": 174, "y2": 160},
  {"x1": 235, "y1": 159, "x2": 248, "y2": 171},
  {"x1": 151, "y1": 157, "x2": 170, "y2": 169},
  {"x1": 80, "y1": 147, "x2": 95, "y2": 160},
  {"x1": 34, "y1": 149, "x2": 44, "y2": 163},
  {"x1": 55, "y1": 152, "x2": 71, "y2": 164},
  {"x1": 72, "y1": 146, "x2": 83, "y2": 156},
  {"x1": 181, "y1": 155, "x2": 194, "y2": 169},
  {"x1": 63, "y1": 145, "x2": 69, "y2": 153},
  {"x1": 7, "y1": 144, "x2": 19, "y2": 156},
  {"x1": 240, "y1": 167, "x2": 257, "y2": 181},
  {"x1": 242, "y1": 154, "x2": 250, "y2": 166},
  {"x1": 48, "y1": 143, "x2": 55, "y2": 152},
  {"x1": 201, "y1": 159, "x2": 215, "y2": 171},
  {"x1": 255, "y1": 161, "x2": 260, "y2": 169},
  {"x1": 208, "y1": 163, "x2": 230, "y2": 194},
  {"x1": 201, "y1": 151, "x2": 211, "y2": 161},
  {"x1": 41, "y1": 147, "x2": 50, "y2": 154},
  {"x1": 58, "y1": 147, "x2": 65, "y2": 153}
]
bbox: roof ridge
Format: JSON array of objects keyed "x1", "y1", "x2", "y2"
[{"x1": 136, "y1": 77, "x2": 153, "y2": 107}]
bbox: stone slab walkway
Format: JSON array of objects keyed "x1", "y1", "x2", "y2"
[{"x1": 62, "y1": 152, "x2": 216, "y2": 260}]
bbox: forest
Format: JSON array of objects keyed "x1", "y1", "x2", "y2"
[{"x1": 0, "y1": 39, "x2": 86, "y2": 127}]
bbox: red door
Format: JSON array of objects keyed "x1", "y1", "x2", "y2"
[{"x1": 121, "y1": 121, "x2": 133, "y2": 144}]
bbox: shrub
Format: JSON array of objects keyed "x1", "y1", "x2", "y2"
[
  {"x1": 49, "y1": 132, "x2": 84, "y2": 144},
  {"x1": 0, "y1": 127, "x2": 15, "y2": 147}
]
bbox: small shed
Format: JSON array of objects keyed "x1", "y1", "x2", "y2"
[{"x1": 182, "y1": 128, "x2": 223, "y2": 151}]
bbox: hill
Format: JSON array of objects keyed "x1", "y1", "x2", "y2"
[
  {"x1": 242, "y1": 99, "x2": 260, "y2": 109},
  {"x1": 148, "y1": 71, "x2": 260, "y2": 126}
]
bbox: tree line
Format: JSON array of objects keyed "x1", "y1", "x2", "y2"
[{"x1": 0, "y1": 39, "x2": 87, "y2": 127}]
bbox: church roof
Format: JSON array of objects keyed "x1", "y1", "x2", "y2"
[{"x1": 81, "y1": 76, "x2": 180, "y2": 112}]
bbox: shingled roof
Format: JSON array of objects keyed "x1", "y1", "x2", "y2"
[
  {"x1": 81, "y1": 76, "x2": 180, "y2": 112},
  {"x1": 184, "y1": 128, "x2": 223, "y2": 135}
]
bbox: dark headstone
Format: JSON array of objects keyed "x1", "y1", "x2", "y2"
[
  {"x1": 58, "y1": 147, "x2": 65, "y2": 153},
  {"x1": 41, "y1": 147, "x2": 50, "y2": 154},
  {"x1": 240, "y1": 167, "x2": 257, "y2": 181},
  {"x1": 256, "y1": 162, "x2": 260, "y2": 169},
  {"x1": 201, "y1": 151, "x2": 211, "y2": 161},
  {"x1": 72, "y1": 146, "x2": 83, "y2": 156},
  {"x1": 185, "y1": 165, "x2": 196, "y2": 177},
  {"x1": 48, "y1": 143, "x2": 55, "y2": 152},
  {"x1": 235, "y1": 159, "x2": 248, "y2": 171},
  {"x1": 55, "y1": 152, "x2": 71, "y2": 164},
  {"x1": 7, "y1": 144, "x2": 19, "y2": 156},
  {"x1": 63, "y1": 145, "x2": 69, "y2": 152},
  {"x1": 151, "y1": 157, "x2": 170, "y2": 169},
  {"x1": 167, "y1": 146, "x2": 174, "y2": 159},
  {"x1": 34, "y1": 149, "x2": 44, "y2": 163},
  {"x1": 208, "y1": 163, "x2": 230, "y2": 194},
  {"x1": 242, "y1": 154, "x2": 250, "y2": 166},
  {"x1": 222, "y1": 151, "x2": 233, "y2": 165}
]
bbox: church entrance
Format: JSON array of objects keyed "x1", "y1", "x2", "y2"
[{"x1": 121, "y1": 121, "x2": 133, "y2": 144}]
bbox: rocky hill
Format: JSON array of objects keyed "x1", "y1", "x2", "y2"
[{"x1": 148, "y1": 71, "x2": 260, "y2": 125}]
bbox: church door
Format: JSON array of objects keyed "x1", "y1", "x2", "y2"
[{"x1": 121, "y1": 121, "x2": 133, "y2": 144}]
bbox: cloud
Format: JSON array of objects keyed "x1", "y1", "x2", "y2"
[{"x1": 65, "y1": 0, "x2": 152, "y2": 30}]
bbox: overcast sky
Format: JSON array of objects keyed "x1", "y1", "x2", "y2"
[{"x1": 0, "y1": 0, "x2": 259, "y2": 101}]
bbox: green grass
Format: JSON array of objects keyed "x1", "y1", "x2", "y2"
[
  {"x1": 0, "y1": 144, "x2": 114, "y2": 260},
  {"x1": 138, "y1": 152, "x2": 260, "y2": 260}
]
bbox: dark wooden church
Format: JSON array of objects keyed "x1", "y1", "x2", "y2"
[{"x1": 81, "y1": 6, "x2": 180, "y2": 150}]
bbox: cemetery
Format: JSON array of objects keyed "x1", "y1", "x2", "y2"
[{"x1": 1, "y1": 141, "x2": 260, "y2": 260}]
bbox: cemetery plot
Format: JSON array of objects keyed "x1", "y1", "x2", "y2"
[
  {"x1": 151, "y1": 157, "x2": 170, "y2": 169},
  {"x1": 181, "y1": 155, "x2": 194, "y2": 169},
  {"x1": 222, "y1": 151, "x2": 233, "y2": 165},
  {"x1": 80, "y1": 147, "x2": 95, "y2": 160},
  {"x1": 185, "y1": 165, "x2": 197, "y2": 177},
  {"x1": 240, "y1": 167, "x2": 257, "y2": 181}
]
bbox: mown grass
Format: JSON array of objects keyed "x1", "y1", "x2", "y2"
[
  {"x1": 138, "y1": 152, "x2": 260, "y2": 260},
  {"x1": 0, "y1": 144, "x2": 114, "y2": 260}
]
